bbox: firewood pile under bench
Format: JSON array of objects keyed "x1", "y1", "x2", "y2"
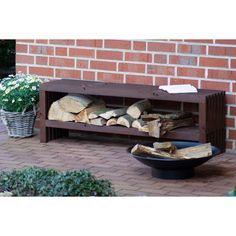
[{"x1": 39, "y1": 79, "x2": 226, "y2": 152}]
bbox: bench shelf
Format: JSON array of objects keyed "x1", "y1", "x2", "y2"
[{"x1": 40, "y1": 79, "x2": 226, "y2": 152}]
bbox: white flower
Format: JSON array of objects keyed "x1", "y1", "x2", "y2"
[
  {"x1": 18, "y1": 98, "x2": 22, "y2": 102},
  {"x1": 0, "y1": 84, "x2": 6, "y2": 90},
  {"x1": 31, "y1": 98, "x2": 35, "y2": 101},
  {"x1": 12, "y1": 99, "x2": 15, "y2": 103},
  {"x1": 5, "y1": 88, "x2": 10, "y2": 94},
  {"x1": 32, "y1": 86, "x2": 37, "y2": 90},
  {"x1": 25, "y1": 85, "x2": 29, "y2": 88},
  {"x1": 2, "y1": 98, "x2": 8, "y2": 102}
]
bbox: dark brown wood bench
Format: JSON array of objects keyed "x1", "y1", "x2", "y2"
[{"x1": 39, "y1": 79, "x2": 226, "y2": 152}]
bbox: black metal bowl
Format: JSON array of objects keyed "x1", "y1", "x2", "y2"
[{"x1": 128, "y1": 141, "x2": 220, "y2": 179}]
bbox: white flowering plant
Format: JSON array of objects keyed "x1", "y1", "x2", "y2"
[{"x1": 0, "y1": 73, "x2": 43, "y2": 113}]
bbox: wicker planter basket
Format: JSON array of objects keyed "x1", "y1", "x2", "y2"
[{"x1": 0, "y1": 110, "x2": 37, "y2": 138}]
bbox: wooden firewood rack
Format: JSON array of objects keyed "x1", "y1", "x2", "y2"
[{"x1": 39, "y1": 79, "x2": 226, "y2": 152}]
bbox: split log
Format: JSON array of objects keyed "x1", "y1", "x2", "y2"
[
  {"x1": 106, "y1": 118, "x2": 118, "y2": 126},
  {"x1": 138, "y1": 125, "x2": 149, "y2": 133},
  {"x1": 147, "y1": 120, "x2": 162, "y2": 138},
  {"x1": 131, "y1": 144, "x2": 180, "y2": 159},
  {"x1": 161, "y1": 117, "x2": 194, "y2": 135},
  {"x1": 75, "y1": 109, "x2": 89, "y2": 123},
  {"x1": 141, "y1": 114, "x2": 162, "y2": 122},
  {"x1": 153, "y1": 142, "x2": 177, "y2": 154},
  {"x1": 127, "y1": 99, "x2": 152, "y2": 119},
  {"x1": 132, "y1": 119, "x2": 146, "y2": 129},
  {"x1": 48, "y1": 101, "x2": 75, "y2": 122},
  {"x1": 99, "y1": 107, "x2": 127, "y2": 120},
  {"x1": 175, "y1": 143, "x2": 212, "y2": 159},
  {"x1": 117, "y1": 114, "x2": 135, "y2": 128},
  {"x1": 131, "y1": 143, "x2": 212, "y2": 160},
  {"x1": 90, "y1": 117, "x2": 107, "y2": 126},
  {"x1": 132, "y1": 119, "x2": 149, "y2": 132},
  {"x1": 141, "y1": 112, "x2": 192, "y2": 122},
  {"x1": 163, "y1": 112, "x2": 192, "y2": 120},
  {"x1": 58, "y1": 94, "x2": 93, "y2": 113},
  {"x1": 75, "y1": 99, "x2": 106, "y2": 124},
  {"x1": 88, "y1": 108, "x2": 111, "y2": 119}
]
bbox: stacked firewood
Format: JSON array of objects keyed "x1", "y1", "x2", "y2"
[
  {"x1": 131, "y1": 142, "x2": 212, "y2": 160},
  {"x1": 48, "y1": 94, "x2": 194, "y2": 137}
]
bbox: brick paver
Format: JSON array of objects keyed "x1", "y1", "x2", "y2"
[{"x1": 0, "y1": 124, "x2": 235, "y2": 196}]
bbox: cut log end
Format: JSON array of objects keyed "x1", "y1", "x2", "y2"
[
  {"x1": 127, "y1": 99, "x2": 152, "y2": 119},
  {"x1": 48, "y1": 101, "x2": 75, "y2": 122},
  {"x1": 117, "y1": 114, "x2": 135, "y2": 128}
]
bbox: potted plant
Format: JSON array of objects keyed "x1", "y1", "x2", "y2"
[{"x1": 0, "y1": 72, "x2": 42, "y2": 137}]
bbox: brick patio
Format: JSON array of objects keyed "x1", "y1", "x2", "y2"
[{"x1": 0, "y1": 123, "x2": 235, "y2": 196}]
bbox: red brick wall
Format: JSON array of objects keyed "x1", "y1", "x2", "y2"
[{"x1": 16, "y1": 39, "x2": 236, "y2": 151}]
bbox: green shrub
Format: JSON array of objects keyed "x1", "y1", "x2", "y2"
[{"x1": 0, "y1": 167, "x2": 115, "y2": 196}]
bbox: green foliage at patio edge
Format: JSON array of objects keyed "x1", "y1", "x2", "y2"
[{"x1": 0, "y1": 167, "x2": 115, "y2": 196}]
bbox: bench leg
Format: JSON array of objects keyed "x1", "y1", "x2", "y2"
[{"x1": 40, "y1": 127, "x2": 69, "y2": 143}]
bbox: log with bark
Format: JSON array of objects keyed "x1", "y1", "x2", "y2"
[
  {"x1": 132, "y1": 119, "x2": 149, "y2": 132},
  {"x1": 58, "y1": 94, "x2": 93, "y2": 113},
  {"x1": 131, "y1": 144, "x2": 179, "y2": 159},
  {"x1": 153, "y1": 142, "x2": 177, "y2": 154},
  {"x1": 147, "y1": 120, "x2": 162, "y2": 138},
  {"x1": 75, "y1": 99, "x2": 106, "y2": 124},
  {"x1": 99, "y1": 107, "x2": 127, "y2": 120},
  {"x1": 90, "y1": 117, "x2": 107, "y2": 126},
  {"x1": 127, "y1": 99, "x2": 152, "y2": 119},
  {"x1": 175, "y1": 143, "x2": 212, "y2": 159},
  {"x1": 117, "y1": 114, "x2": 135, "y2": 128},
  {"x1": 141, "y1": 112, "x2": 192, "y2": 122},
  {"x1": 132, "y1": 119, "x2": 146, "y2": 129},
  {"x1": 160, "y1": 117, "x2": 194, "y2": 135},
  {"x1": 141, "y1": 114, "x2": 162, "y2": 122},
  {"x1": 88, "y1": 108, "x2": 111, "y2": 119},
  {"x1": 106, "y1": 118, "x2": 118, "y2": 126},
  {"x1": 48, "y1": 101, "x2": 75, "y2": 122},
  {"x1": 131, "y1": 143, "x2": 212, "y2": 160},
  {"x1": 147, "y1": 117, "x2": 194, "y2": 138}
]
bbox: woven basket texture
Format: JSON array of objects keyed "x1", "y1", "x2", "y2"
[{"x1": 0, "y1": 110, "x2": 36, "y2": 137}]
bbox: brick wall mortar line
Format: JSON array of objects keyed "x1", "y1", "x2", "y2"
[
  {"x1": 230, "y1": 82, "x2": 233, "y2": 93},
  {"x1": 95, "y1": 71, "x2": 98, "y2": 81},
  {"x1": 131, "y1": 40, "x2": 134, "y2": 50},
  {"x1": 17, "y1": 50, "x2": 236, "y2": 60},
  {"x1": 205, "y1": 68, "x2": 208, "y2": 79},
  {"x1": 123, "y1": 73, "x2": 126, "y2": 84}
]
